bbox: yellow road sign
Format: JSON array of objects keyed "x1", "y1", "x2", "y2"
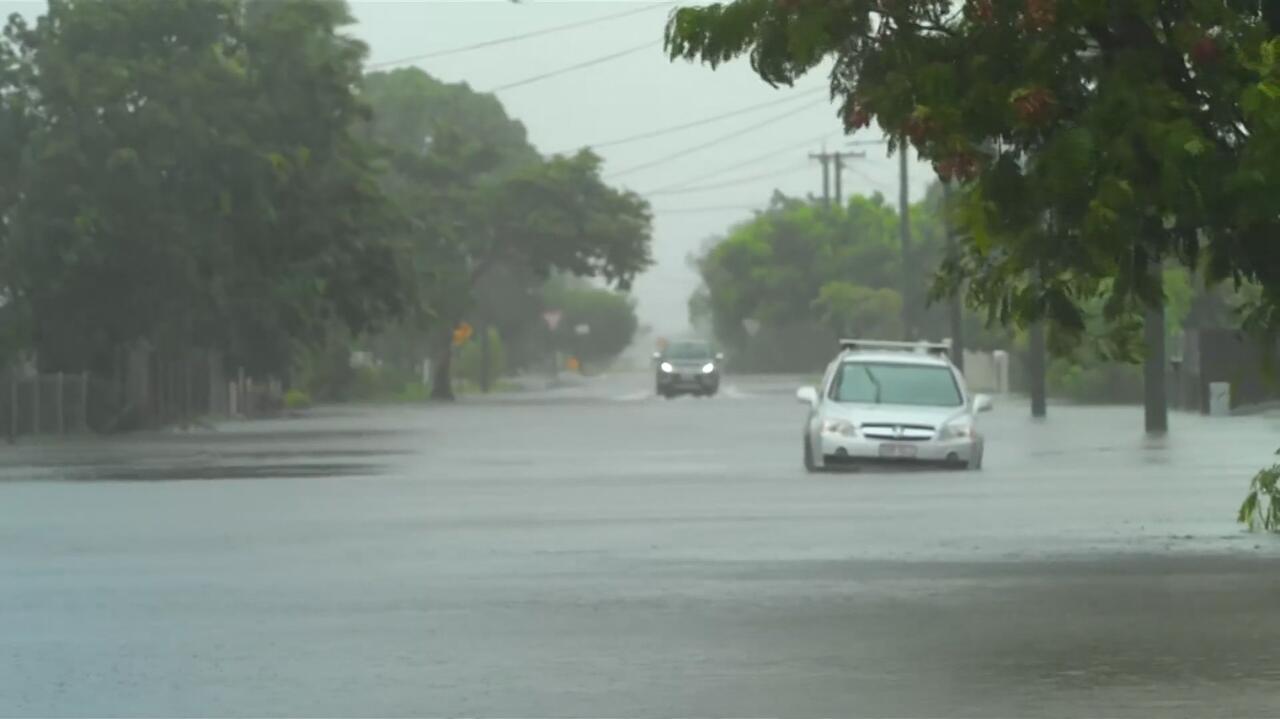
[{"x1": 452, "y1": 322, "x2": 473, "y2": 346}]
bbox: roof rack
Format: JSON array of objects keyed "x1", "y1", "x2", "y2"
[{"x1": 839, "y1": 338, "x2": 953, "y2": 357}]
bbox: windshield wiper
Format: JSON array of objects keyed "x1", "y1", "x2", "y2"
[{"x1": 863, "y1": 366, "x2": 882, "y2": 404}]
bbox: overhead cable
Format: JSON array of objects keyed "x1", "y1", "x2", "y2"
[
  {"x1": 488, "y1": 41, "x2": 659, "y2": 93},
  {"x1": 608, "y1": 98, "x2": 831, "y2": 179},
  {"x1": 560, "y1": 87, "x2": 827, "y2": 154},
  {"x1": 368, "y1": 3, "x2": 675, "y2": 69},
  {"x1": 643, "y1": 130, "x2": 836, "y2": 194}
]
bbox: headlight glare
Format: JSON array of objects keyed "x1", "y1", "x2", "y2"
[
  {"x1": 822, "y1": 419, "x2": 858, "y2": 437},
  {"x1": 940, "y1": 420, "x2": 973, "y2": 440},
  {"x1": 701, "y1": 362, "x2": 715, "y2": 374},
  {"x1": 659, "y1": 361, "x2": 674, "y2": 373}
]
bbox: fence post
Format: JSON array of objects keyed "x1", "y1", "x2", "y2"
[
  {"x1": 184, "y1": 354, "x2": 193, "y2": 423},
  {"x1": 32, "y1": 376, "x2": 40, "y2": 435},
  {"x1": 81, "y1": 371, "x2": 90, "y2": 432},
  {"x1": 154, "y1": 359, "x2": 163, "y2": 425},
  {"x1": 8, "y1": 373, "x2": 16, "y2": 442},
  {"x1": 229, "y1": 380, "x2": 238, "y2": 417},
  {"x1": 56, "y1": 372, "x2": 64, "y2": 435}
]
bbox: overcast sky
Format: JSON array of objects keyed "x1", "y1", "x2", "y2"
[{"x1": 1, "y1": 0, "x2": 937, "y2": 338}]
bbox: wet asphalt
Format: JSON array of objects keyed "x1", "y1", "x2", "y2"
[{"x1": 3, "y1": 374, "x2": 1280, "y2": 717}]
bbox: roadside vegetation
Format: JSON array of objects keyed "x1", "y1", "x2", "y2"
[
  {"x1": 666, "y1": 0, "x2": 1280, "y2": 528},
  {"x1": 0, "y1": 0, "x2": 651, "y2": 425}
]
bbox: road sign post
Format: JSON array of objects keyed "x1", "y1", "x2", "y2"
[{"x1": 543, "y1": 311, "x2": 563, "y2": 379}]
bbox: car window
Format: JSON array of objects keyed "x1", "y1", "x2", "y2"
[
  {"x1": 830, "y1": 361, "x2": 962, "y2": 407},
  {"x1": 665, "y1": 342, "x2": 712, "y2": 360}
]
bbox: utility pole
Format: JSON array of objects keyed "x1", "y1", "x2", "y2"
[
  {"x1": 832, "y1": 150, "x2": 864, "y2": 209},
  {"x1": 810, "y1": 149, "x2": 865, "y2": 209},
  {"x1": 810, "y1": 150, "x2": 831, "y2": 206},
  {"x1": 941, "y1": 181, "x2": 964, "y2": 371},
  {"x1": 898, "y1": 139, "x2": 913, "y2": 340}
]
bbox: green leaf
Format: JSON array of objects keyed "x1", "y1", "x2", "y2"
[
  {"x1": 1261, "y1": 39, "x2": 1277, "y2": 70},
  {"x1": 1242, "y1": 86, "x2": 1263, "y2": 117},
  {"x1": 1238, "y1": 491, "x2": 1258, "y2": 525},
  {"x1": 1183, "y1": 138, "x2": 1205, "y2": 156}
]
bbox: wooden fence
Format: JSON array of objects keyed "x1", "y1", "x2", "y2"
[
  {"x1": 2, "y1": 348, "x2": 287, "y2": 438},
  {"x1": 1, "y1": 372, "x2": 92, "y2": 440}
]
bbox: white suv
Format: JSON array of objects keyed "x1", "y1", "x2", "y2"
[{"x1": 796, "y1": 339, "x2": 992, "y2": 472}]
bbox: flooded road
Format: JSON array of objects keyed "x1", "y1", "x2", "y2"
[{"x1": 4, "y1": 375, "x2": 1280, "y2": 716}]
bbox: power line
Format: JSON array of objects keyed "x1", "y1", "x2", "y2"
[
  {"x1": 644, "y1": 130, "x2": 836, "y2": 194},
  {"x1": 488, "y1": 41, "x2": 659, "y2": 93},
  {"x1": 644, "y1": 162, "x2": 811, "y2": 196},
  {"x1": 652, "y1": 204, "x2": 762, "y2": 215},
  {"x1": 559, "y1": 87, "x2": 827, "y2": 154},
  {"x1": 845, "y1": 164, "x2": 895, "y2": 191},
  {"x1": 367, "y1": 3, "x2": 675, "y2": 69},
  {"x1": 608, "y1": 98, "x2": 831, "y2": 179}
]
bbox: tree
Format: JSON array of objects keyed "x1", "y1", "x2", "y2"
[
  {"x1": 0, "y1": 0, "x2": 403, "y2": 381},
  {"x1": 666, "y1": 1, "x2": 1280, "y2": 390},
  {"x1": 363, "y1": 67, "x2": 653, "y2": 399},
  {"x1": 542, "y1": 280, "x2": 640, "y2": 370},
  {"x1": 814, "y1": 282, "x2": 903, "y2": 340},
  {"x1": 222, "y1": 0, "x2": 405, "y2": 376},
  {"x1": 691, "y1": 190, "x2": 958, "y2": 371},
  {"x1": 0, "y1": 20, "x2": 33, "y2": 366}
]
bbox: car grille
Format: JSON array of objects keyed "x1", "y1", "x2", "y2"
[{"x1": 859, "y1": 423, "x2": 936, "y2": 441}]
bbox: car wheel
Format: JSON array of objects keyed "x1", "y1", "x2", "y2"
[
  {"x1": 967, "y1": 448, "x2": 983, "y2": 470},
  {"x1": 803, "y1": 436, "x2": 819, "y2": 473}
]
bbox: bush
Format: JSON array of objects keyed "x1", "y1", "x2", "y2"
[
  {"x1": 284, "y1": 389, "x2": 312, "y2": 410},
  {"x1": 1240, "y1": 460, "x2": 1280, "y2": 532},
  {"x1": 350, "y1": 365, "x2": 426, "y2": 402},
  {"x1": 1046, "y1": 359, "x2": 1143, "y2": 404},
  {"x1": 293, "y1": 342, "x2": 357, "y2": 402},
  {"x1": 455, "y1": 327, "x2": 506, "y2": 390}
]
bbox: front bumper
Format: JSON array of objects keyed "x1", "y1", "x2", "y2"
[
  {"x1": 657, "y1": 371, "x2": 719, "y2": 391},
  {"x1": 819, "y1": 433, "x2": 981, "y2": 465}
]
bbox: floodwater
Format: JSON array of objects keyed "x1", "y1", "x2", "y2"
[{"x1": 3, "y1": 375, "x2": 1280, "y2": 716}]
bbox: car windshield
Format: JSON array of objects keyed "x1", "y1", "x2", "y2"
[
  {"x1": 830, "y1": 361, "x2": 962, "y2": 407},
  {"x1": 665, "y1": 342, "x2": 713, "y2": 360}
]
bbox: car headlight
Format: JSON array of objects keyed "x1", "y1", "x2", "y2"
[
  {"x1": 659, "y1": 361, "x2": 674, "y2": 373},
  {"x1": 701, "y1": 362, "x2": 715, "y2": 374},
  {"x1": 822, "y1": 419, "x2": 858, "y2": 437},
  {"x1": 939, "y1": 419, "x2": 974, "y2": 440}
]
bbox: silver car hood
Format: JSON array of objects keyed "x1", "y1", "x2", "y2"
[{"x1": 822, "y1": 402, "x2": 969, "y2": 428}]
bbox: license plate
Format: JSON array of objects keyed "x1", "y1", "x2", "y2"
[{"x1": 878, "y1": 443, "x2": 918, "y2": 459}]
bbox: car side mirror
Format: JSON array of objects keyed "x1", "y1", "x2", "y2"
[
  {"x1": 973, "y1": 394, "x2": 994, "y2": 413},
  {"x1": 796, "y1": 386, "x2": 819, "y2": 406},
  {"x1": 715, "y1": 352, "x2": 725, "y2": 362},
  {"x1": 652, "y1": 351, "x2": 661, "y2": 361}
]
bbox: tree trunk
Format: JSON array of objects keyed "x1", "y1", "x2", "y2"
[
  {"x1": 942, "y1": 182, "x2": 964, "y2": 371},
  {"x1": 479, "y1": 321, "x2": 491, "y2": 393},
  {"x1": 898, "y1": 142, "x2": 913, "y2": 340},
  {"x1": 430, "y1": 328, "x2": 456, "y2": 401},
  {"x1": 1144, "y1": 282, "x2": 1168, "y2": 434},
  {"x1": 1028, "y1": 321, "x2": 1047, "y2": 419}
]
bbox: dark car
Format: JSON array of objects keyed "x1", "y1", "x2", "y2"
[{"x1": 653, "y1": 340, "x2": 723, "y2": 398}]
